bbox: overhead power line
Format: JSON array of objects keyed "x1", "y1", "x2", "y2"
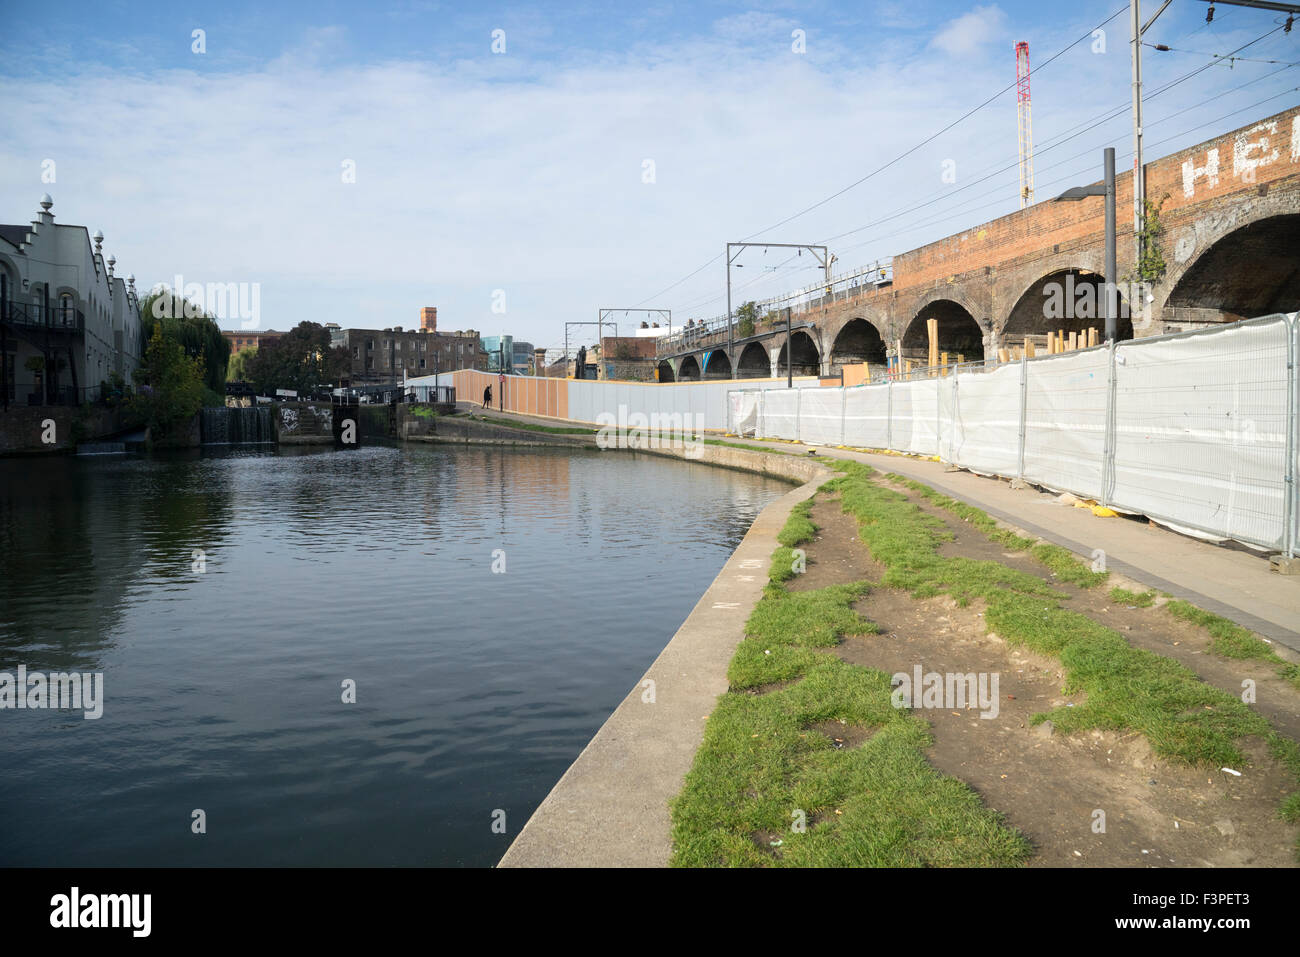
[{"x1": 632, "y1": 3, "x2": 1131, "y2": 308}]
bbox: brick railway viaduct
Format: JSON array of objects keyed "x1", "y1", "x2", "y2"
[{"x1": 656, "y1": 104, "x2": 1300, "y2": 381}]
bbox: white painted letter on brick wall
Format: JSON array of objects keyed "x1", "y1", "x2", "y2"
[
  {"x1": 1182, "y1": 148, "x2": 1219, "y2": 198},
  {"x1": 1233, "y1": 121, "x2": 1279, "y2": 185}
]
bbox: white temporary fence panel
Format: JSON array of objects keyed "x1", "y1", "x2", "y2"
[
  {"x1": 1021, "y1": 348, "x2": 1109, "y2": 499},
  {"x1": 950, "y1": 362, "x2": 1022, "y2": 476},
  {"x1": 568, "y1": 376, "x2": 820, "y2": 431},
  {"x1": 890, "y1": 378, "x2": 941, "y2": 456},
  {"x1": 759, "y1": 388, "x2": 800, "y2": 440},
  {"x1": 844, "y1": 383, "x2": 890, "y2": 449},
  {"x1": 799, "y1": 388, "x2": 844, "y2": 446},
  {"x1": 1110, "y1": 316, "x2": 1290, "y2": 550},
  {"x1": 728, "y1": 390, "x2": 759, "y2": 436}
]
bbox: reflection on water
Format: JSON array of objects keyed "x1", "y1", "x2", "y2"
[{"x1": 0, "y1": 443, "x2": 787, "y2": 866}]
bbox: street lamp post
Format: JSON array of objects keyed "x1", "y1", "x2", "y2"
[{"x1": 1056, "y1": 147, "x2": 1118, "y2": 343}]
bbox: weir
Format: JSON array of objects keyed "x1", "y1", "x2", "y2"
[{"x1": 199, "y1": 406, "x2": 273, "y2": 445}]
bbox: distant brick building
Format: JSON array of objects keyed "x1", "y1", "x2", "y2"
[
  {"x1": 331, "y1": 307, "x2": 487, "y2": 384},
  {"x1": 596, "y1": 335, "x2": 659, "y2": 381},
  {"x1": 221, "y1": 328, "x2": 282, "y2": 354}
]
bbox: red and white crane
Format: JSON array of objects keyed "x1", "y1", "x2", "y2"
[{"x1": 1016, "y1": 41, "x2": 1034, "y2": 209}]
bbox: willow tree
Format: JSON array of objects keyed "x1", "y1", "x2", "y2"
[{"x1": 139, "y1": 289, "x2": 231, "y2": 394}]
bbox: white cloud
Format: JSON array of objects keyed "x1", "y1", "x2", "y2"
[
  {"x1": 931, "y1": 5, "x2": 1007, "y2": 57},
  {"x1": 0, "y1": 10, "x2": 1268, "y2": 346}
]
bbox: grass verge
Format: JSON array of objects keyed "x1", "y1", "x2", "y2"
[
  {"x1": 670, "y1": 484, "x2": 1033, "y2": 867},
  {"x1": 1109, "y1": 586, "x2": 1156, "y2": 608},
  {"x1": 846, "y1": 463, "x2": 1300, "y2": 837},
  {"x1": 671, "y1": 459, "x2": 1300, "y2": 864},
  {"x1": 1165, "y1": 600, "x2": 1300, "y2": 691}
]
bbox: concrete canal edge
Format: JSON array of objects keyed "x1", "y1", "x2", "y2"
[{"x1": 498, "y1": 445, "x2": 831, "y2": 868}]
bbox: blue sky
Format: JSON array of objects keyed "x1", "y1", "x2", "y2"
[{"x1": 2, "y1": 1, "x2": 1296, "y2": 349}]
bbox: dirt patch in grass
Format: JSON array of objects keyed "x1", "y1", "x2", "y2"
[
  {"x1": 837, "y1": 590, "x2": 1298, "y2": 866},
  {"x1": 832, "y1": 476, "x2": 1300, "y2": 868},
  {"x1": 786, "y1": 494, "x2": 885, "y2": 592},
  {"x1": 1063, "y1": 590, "x2": 1300, "y2": 745},
  {"x1": 742, "y1": 678, "x2": 800, "y2": 697},
  {"x1": 877, "y1": 473, "x2": 1300, "y2": 747}
]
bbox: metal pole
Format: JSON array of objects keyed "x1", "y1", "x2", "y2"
[
  {"x1": 935, "y1": 376, "x2": 942, "y2": 459},
  {"x1": 726, "y1": 244, "x2": 733, "y2": 356},
  {"x1": 1104, "y1": 146, "x2": 1118, "y2": 343},
  {"x1": 1017, "y1": 352, "x2": 1028, "y2": 479},
  {"x1": 840, "y1": 383, "x2": 847, "y2": 446},
  {"x1": 949, "y1": 372, "x2": 959, "y2": 464},
  {"x1": 1286, "y1": 314, "x2": 1297, "y2": 557},
  {"x1": 1103, "y1": 338, "x2": 1118, "y2": 507},
  {"x1": 786, "y1": 311, "x2": 793, "y2": 389},
  {"x1": 1130, "y1": 0, "x2": 1145, "y2": 268},
  {"x1": 886, "y1": 378, "x2": 893, "y2": 451},
  {"x1": 795, "y1": 385, "x2": 802, "y2": 443}
]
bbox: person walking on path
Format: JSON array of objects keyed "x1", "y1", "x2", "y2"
[{"x1": 483, "y1": 384, "x2": 492, "y2": 409}]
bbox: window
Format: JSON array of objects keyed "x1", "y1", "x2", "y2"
[
  {"x1": 366, "y1": 339, "x2": 374, "y2": 350},
  {"x1": 353, "y1": 347, "x2": 360, "y2": 358},
  {"x1": 419, "y1": 359, "x2": 426, "y2": 369},
  {"x1": 366, "y1": 357, "x2": 374, "y2": 370}
]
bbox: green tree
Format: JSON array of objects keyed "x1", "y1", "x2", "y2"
[
  {"x1": 127, "y1": 325, "x2": 207, "y2": 444},
  {"x1": 140, "y1": 289, "x2": 231, "y2": 394},
  {"x1": 227, "y1": 346, "x2": 257, "y2": 382},
  {"x1": 736, "y1": 301, "x2": 759, "y2": 338},
  {"x1": 245, "y1": 321, "x2": 347, "y2": 396}
]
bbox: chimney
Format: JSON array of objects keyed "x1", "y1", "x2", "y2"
[{"x1": 420, "y1": 307, "x2": 438, "y2": 333}]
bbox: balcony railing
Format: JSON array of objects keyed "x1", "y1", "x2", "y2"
[{"x1": 1, "y1": 300, "x2": 85, "y2": 332}]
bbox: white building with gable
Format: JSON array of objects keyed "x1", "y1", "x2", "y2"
[{"x1": 0, "y1": 194, "x2": 144, "y2": 409}]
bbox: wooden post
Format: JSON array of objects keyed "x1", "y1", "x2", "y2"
[
  {"x1": 1068, "y1": 332, "x2": 1077, "y2": 351},
  {"x1": 1025, "y1": 338, "x2": 1036, "y2": 358},
  {"x1": 940, "y1": 351, "x2": 949, "y2": 377},
  {"x1": 927, "y1": 318, "x2": 938, "y2": 373},
  {"x1": 998, "y1": 348, "x2": 1010, "y2": 363}
]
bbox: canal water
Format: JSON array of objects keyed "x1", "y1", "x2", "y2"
[{"x1": 0, "y1": 444, "x2": 788, "y2": 866}]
